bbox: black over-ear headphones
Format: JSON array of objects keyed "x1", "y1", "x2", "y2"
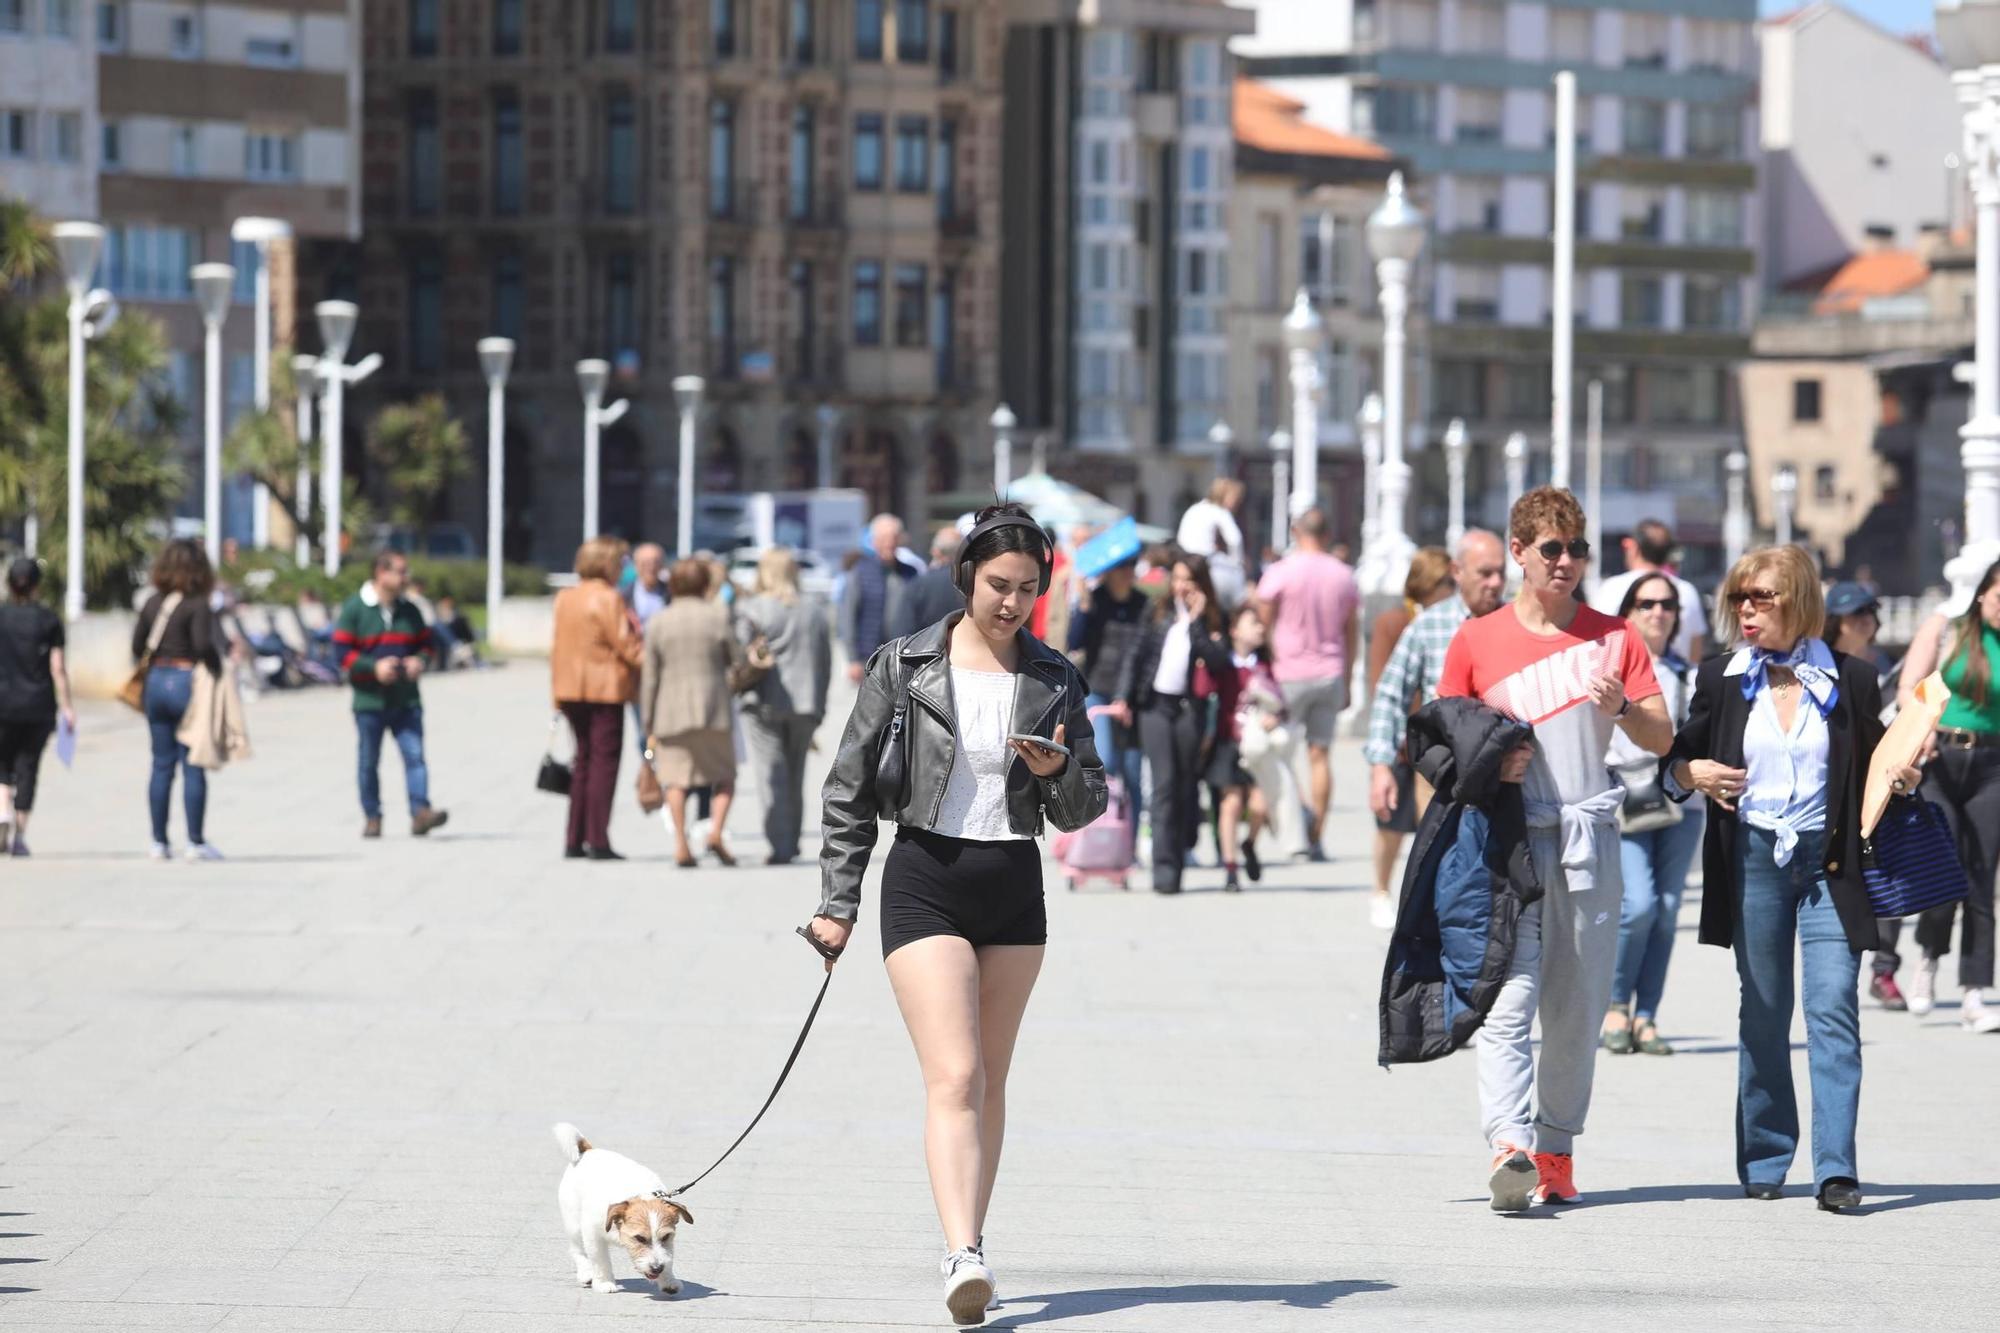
[{"x1": 954, "y1": 514, "x2": 1055, "y2": 597}]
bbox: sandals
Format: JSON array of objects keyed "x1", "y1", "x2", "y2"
[
  {"x1": 1601, "y1": 1005, "x2": 1634, "y2": 1055},
  {"x1": 707, "y1": 841, "x2": 736, "y2": 867},
  {"x1": 1632, "y1": 1019, "x2": 1674, "y2": 1056}
]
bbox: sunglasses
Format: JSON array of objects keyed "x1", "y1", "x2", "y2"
[
  {"x1": 1633, "y1": 597, "x2": 1680, "y2": 612},
  {"x1": 1730, "y1": 588, "x2": 1779, "y2": 610},
  {"x1": 1533, "y1": 538, "x2": 1592, "y2": 562}
]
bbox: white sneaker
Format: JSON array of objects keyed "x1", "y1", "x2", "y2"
[
  {"x1": 940, "y1": 1247, "x2": 994, "y2": 1326},
  {"x1": 1370, "y1": 893, "x2": 1398, "y2": 930},
  {"x1": 1962, "y1": 990, "x2": 2000, "y2": 1034},
  {"x1": 183, "y1": 843, "x2": 224, "y2": 862},
  {"x1": 1909, "y1": 956, "x2": 1938, "y2": 1016},
  {"x1": 148, "y1": 841, "x2": 173, "y2": 861},
  {"x1": 973, "y1": 1239, "x2": 998, "y2": 1311}
]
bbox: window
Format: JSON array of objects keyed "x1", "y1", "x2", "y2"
[
  {"x1": 1254, "y1": 213, "x2": 1280, "y2": 308},
  {"x1": 493, "y1": 90, "x2": 523, "y2": 215},
  {"x1": 789, "y1": 105, "x2": 814, "y2": 220},
  {"x1": 1622, "y1": 100, "x2": 1665, "y2": 155},
  {"x1": 1619, "y1": 274, "x2": 1663, "y2": 327},
  {"x1": 244, "y1": 131, "x2": 298, "y2": 181},
  {"x1": 0, "y1": 1, "x2": 23, "y2": 34},
  {"x1": 101, "y1": 224, "x2": 196, "y2": 297},
  {"x1": 100, "y1": 118, "x2": 120, "y2": 169},
  {"x1": 1184, "y1": 248, "x2": 1207, "y2": 296},
  {"x1": 1456, "y1": 2, "x2": 1503, "y2": 55},
  {"x1": 45, "y1": 0, "x2": 77, "y2": 38},
  {"x1": 712, "y1": 0, "x2": 736, "y2": 58},
  {"x1": 1435, "y1": 360, "x2": 1487, "y2": 420},
  {"x1": 1550, "y1": 7, "x2": 1590, "y2": 62},
  {"x1": 1687, "y1": 190, "x2": 1743, "y2": 245},
  {"x1": 938, "y1": 6, "x2": 959, "y2": 79},
  {"x1": 1, "y1": 109, "x2": 33, "y2": 160},
  {"x1": 494, "y1": 0, "x2": 521, "y2": 55},
  {"x1": 1300, "y1": 214, "x2": 1353, "y2": 305},
  {"x1": 1453, "y1": 266, "x2": 1501, "y2": 322},
  {"x1": 893, "y1": 115, "x2": 928, "y2": 192},
  {"x1": 1649, "y1": 367, "x2": 1722, "y2": 425},
  {"x1": 1793, "y1": 378, "x2": 1822, "y2": 422},
  {"x1": 1618, "y1": 187, "x2": 1664, "y2": 240},
  {"x1": 229, "y1": 239, "x2": 258, "y2": 302},
  {"x1": 1684, "y1": 276, "x2": 1740, "y2": 331},
  {"x1": 245, "y1": 32, "x2": 297, "y2": 65},
  {"x1": 855, "y1": 0, "x2": 881, "y2": 60},
  {"x1": 1456, "y1": 177, "x2": 1503, "y2": 233},
  {"x1": 94, "y1": 1, "x2": 119, "y2": 50},
  {"x1": 1622, "y1": 13, "x2": 1667, "y2": 67},
  {"x1": 1815, "y1": 465, "x2": 1838, "y2": 502},
  {"x1": 409, "y1": 0, "x2": 437, "y2": 57},
  {"x1": 894, "y1": 262, "x2": 927, "y2": 346},
  {"x1": 169, "y1": 10, "x2": 199, "y2": 57},
  {"x1": 606, "y1": 0, "x2": 636, "y2": 53},
  {"x1": 47, "y1": 112, "x2": 79, "y2": 164},
  {"x1": 1187, "y1": 145, "x2": 1210, "y2": 192},
  {"x1": 853, "y1": 113, "x2": 883, "y2": 190},
  {"x1": 896, "y1": 0, "x2": 928, "y2": 62},
  {"x1": 605, "y1": 88, "x2": 636, "y2": 214},
  {"x1": 1454, "y1": 89, "x2": 1502, "y2": 144},
  {"x1": 709, "y1": 99, "x2": 735, "y2": 218},
  {"x1": 1501, "y1": 362, "x2": 1547, "y2": 420},
  {"x1": 171, "y1": 123, "x2": 197, "y2": 176},
  {"x1": 1687, "y1": 104, "x2": 1741, "y2": 160},
  {"x1": 408, "y1": 250, "x2": 443, "y2": 374},
  {"x1": 408, "y1": 91, "x2": 439, "y2": 214},
  {"x1": 609, "y1": 251, "x2": 639, "y2": 359},
  {"x1": 788, "y1": 0, "x2": 812, "y2": 63},
  {"x1": 1358, "y1": 84, "x2": 1434, "y2": 136},
  {"x1": 1687, "y1": 19, "x2": 1743, "y2": 74},
  {"x1": 492, "y1": 252, "x2": 523, "y2": 341},
  {"x1": 790, "y1": 260, "x2": 814, "y2": 375},
  {"x1": 852, "y1": 260, "x2": 882, "y2": 345}
]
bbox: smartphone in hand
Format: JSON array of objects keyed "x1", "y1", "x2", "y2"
[{"x1": 1007, "y1": 732, "x2": 1070, "y2": 757}]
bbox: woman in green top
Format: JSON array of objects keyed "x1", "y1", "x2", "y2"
[{"x1": 1898, "y1": 558, "x2": 2000, "y2": 1033}]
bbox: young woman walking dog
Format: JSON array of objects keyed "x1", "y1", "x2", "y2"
[{"x1": 807, "y1": 502, "x2": 1107, "y2": 1325}]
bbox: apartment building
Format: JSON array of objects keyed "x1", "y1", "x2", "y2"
[
  {"x1": 0, "y1": 0, "x2": 99, "y2": 221},
  {"x1": 352, "y1": 0, "x2": 1003, "y2": 562},
  {"x1": 1239, "y1": 0, "x2": 1760, "y2": 579},
  {"x1": 1226, "y1": 78, "x2": 1396, "y2": 555},
  {"x1": 997, "y1": 0, "x2": 1255, "y2": 520}
]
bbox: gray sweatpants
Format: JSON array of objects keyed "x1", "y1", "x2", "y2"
[
  {"x1": 741, "y1": 711, "x2": 819, "y2": 863},
  {"x1": 1477, "y1": 821, "x2": 1624, "y2": 1155}
]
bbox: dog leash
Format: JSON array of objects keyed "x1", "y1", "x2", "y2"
[{"x1": 658, "y1": 933, "x2": 838, "y2": 1199}]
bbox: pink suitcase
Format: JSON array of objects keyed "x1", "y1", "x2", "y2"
[{"x1": 1051, "y1": 774, "x2": 1133, "y2": 892}]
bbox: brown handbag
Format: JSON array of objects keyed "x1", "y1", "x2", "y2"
[
  {"x1": 728, "y1": 634, "x2": 775, "y2": 694},
  {"x1": 636, "y1": 744, "x2": 665, "y2": 814},
  {"x1": 119, "y1": 592, "x2": 183, "y2": 711}
]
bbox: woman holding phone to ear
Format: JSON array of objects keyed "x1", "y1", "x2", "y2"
[{"x1": 808, "y1": 501, "x2": 1106, "y2": 1327}]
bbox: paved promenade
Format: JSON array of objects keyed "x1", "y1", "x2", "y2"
[{"x1": 3, "y1": 663, "x2": 1996, "y2": 1331}]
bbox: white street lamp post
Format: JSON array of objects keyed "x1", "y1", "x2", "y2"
[
  {"x1": 672, "y1": 375, "x2": 703, "y2": 557},
  {"x1": 1724, "y1": 450, "x2": 1751, "y2": 570},
  {"x1": 192, "y1": 263, "x2": 236, "y2": 565},
  {"x1": 315, "y1": 300, "x2": 381, "y2": 577},
  {"x1": 1269, "y1": 429, "x2": 1292, "y2": 554},
  {"x1": 232, "y1": 217, "x2": 290, "y2": 548},
  {"x1": 1282, "y1": 289, "x2": 1322, "y2": 520},
  {"x1": 1208, "y1": 419, "x2": 1235, "y2": 478},
  {"x1": 1364, "y1": 170, "x2": 1424, "y2": 594},
  {"x1": 1773, "y1": 463, "x2": 1799, "y2": 548},
  {"x1": 1504, "y1": 430, "x2": 1528, "y2": 516},
  {"x1": 575, "y1": 359, "x2": 631, "y2": 541},
  {"x1": 1443, "y1": 417, "x2": 1468, "y2": 549},
  {"x1": 1357, "y1": 393, "x2": 1384, "y2": 559},
  {"x1": 990, "y1": 402, "x2": 1017, "y2": 497},
  {"x1": 479, "y1": 338, "x2": 514, "y2": 628},
  {"x1": 816, "y1": 403, "x2": 839, "y2": 490},
  {"x1": 52, "y1": 221, "x2": 104, "y2": 623},
  {"x1": 292, "y1": 353, "x2": 317, "y2": 566}
]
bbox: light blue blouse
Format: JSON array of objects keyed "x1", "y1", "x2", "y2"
[{"x1": 1736, "y1": 674, "x2": 1830, "y2": 867}]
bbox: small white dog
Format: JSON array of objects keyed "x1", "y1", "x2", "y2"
[{"x1": 553, "y1": 1122, "x2": 693, "y2": 1295}]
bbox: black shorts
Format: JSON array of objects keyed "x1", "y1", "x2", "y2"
[
  {"x1": 1374, "y1": 757, "x2": 1418, "y2": 834},
  {"x1": 1204, "y1": 739, "x2": 1253, "y2": 790},
  {"x1": 880, "y1": 827, "x2": 1047, "y2": 959}
]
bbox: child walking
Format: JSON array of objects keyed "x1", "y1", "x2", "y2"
[{"x1": 1198, "y1": 605, "x2": 1287, "y2": 892}]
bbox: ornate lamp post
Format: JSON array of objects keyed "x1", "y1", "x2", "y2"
[
  {"x1": 1208, "y1": 418, "x2": 1235, "y2": 478},
  {"x1": 1268, "y1": 429, "x2": 1291, "y2": 554},
  {"x1": 1364, "y1": 171, "x2": 1424, "y2": 593},
  {"x1": 1282, "y1": 289, "x2": 1322, "y2": 519},
  {"x1": 315, "y1": 300, "x2": 381, "y2": 576},
  {"x1": 1773, "y1": 462, "x2": 1799, "y2": 548},
  {"x1": 1724, "y1": 450, "x2": 1751, "y2": 570},
  {"x1": 52, "y1": 222, "x2": 105, "y2": 621},
  {"x1": 192, "y1": 262, "x2": 236, "y2": 564},
  {"x1": 479, "y1": 338, "x2": 514, "y2": 626},
  {"x1": 990, "y1": 402, "x2": 1017, "y2": 496},
  {"x1": 1443, "y1": 417, "x2": 1468, "y2": 549},
  {"x1": 672, "y1": 375, "x2": 703, "y2": 557}
]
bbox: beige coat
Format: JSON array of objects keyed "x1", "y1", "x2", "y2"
[
  {"x1": 178, "y1": 662, "x2": 253, "y2": 770},
  {"x1": 550, "y1": 580, "x2": 642, "y2": 705},
  {"x1": 640, "y1": 598, "x2": 744, "y2": 739}
]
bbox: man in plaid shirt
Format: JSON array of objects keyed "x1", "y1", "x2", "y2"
[{"x1": 1364, "y1": 530, "x2": 1508, "y2": 818}]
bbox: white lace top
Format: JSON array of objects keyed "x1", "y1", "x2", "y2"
[{"x1": 934, "y1": 667, "x2": 1030, "y2": 842}]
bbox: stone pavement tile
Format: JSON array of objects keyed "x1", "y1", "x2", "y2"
[
  {"x1": 213, "y1": 1310, "x2": 459, "y2": 1332},
  {"x1": 342, "y1": 1272, "x2": 584, "y2": 1314},
  {"x1": 0, "y1": 1299, "x2": 230, "y2": 1327}
]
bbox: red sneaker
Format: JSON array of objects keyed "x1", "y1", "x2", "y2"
[
  {"x1": 1532, "y1": 1152, "x2": 1582, "y2": 1205},
  {"x1": 1869, "y1": 973, "x2": 1908, "y2": 1011}
]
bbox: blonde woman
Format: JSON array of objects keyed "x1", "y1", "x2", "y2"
[{"x1": 736, "y1": 547, "x2": 833, "y2": 864}]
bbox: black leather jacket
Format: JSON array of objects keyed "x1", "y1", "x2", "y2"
[{"x1": 817, "y1": 613, "x2": 1108, "y2": 921}]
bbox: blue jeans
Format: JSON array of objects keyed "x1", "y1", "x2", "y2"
[
  {"x1": 144, "y1": 665, "x2": 207, "y2": 846},
  {"x1": 1086, "y1": 692, "x2": 1144, "y2": 848},
  {"x1": 1734, "y1": 826, "x2": 1861, "y2": 1191},
  {"x1": 1611, "y1": 810, "x2": 1706, "y2": 1020},
  {"x1": 355, "y1": 707, "x2": 430, "y2": 820}
]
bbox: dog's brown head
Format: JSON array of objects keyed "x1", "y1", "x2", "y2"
[{"x1": 604, "y1": 1197, "x2": 693, "y2": 1284}]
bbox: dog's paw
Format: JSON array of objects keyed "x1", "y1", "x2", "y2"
[
  {"x1": 590, "y1": 1279, "x2": 620, "y2": 1294},
  {"x1": 659, "y1": 1280, "x2": 682, "y2": 1296}
]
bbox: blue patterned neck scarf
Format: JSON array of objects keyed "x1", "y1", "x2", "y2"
[{"x1": 1736, "y1": 637, "x2": 1840, "y2": 718}]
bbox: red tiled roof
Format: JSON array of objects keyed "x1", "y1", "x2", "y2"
[
  {"x1": 1805, "y1": 249, "x2": 1930, "y2": 313},
  {"x1": 1234, "y1": 80, "x2": 1391, "y2": 161}
]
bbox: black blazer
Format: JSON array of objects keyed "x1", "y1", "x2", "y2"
[
  {"x1": 1663, "y1": 651, "x2": 1886, "y2": 954},
  {"x1": 1112, "y1": 614, "x2": 1229, "y2": 711}
]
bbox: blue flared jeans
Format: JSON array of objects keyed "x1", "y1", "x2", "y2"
[{"x1": 1611, "y1": 810, "x2": 1706, "y2": 1020}]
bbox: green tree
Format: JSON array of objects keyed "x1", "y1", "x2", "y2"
[{"x1": 366, "y1": 394, "x2": 469, "y2": 530}]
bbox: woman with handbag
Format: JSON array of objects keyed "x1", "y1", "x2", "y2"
[
  {"x1": 735, "y1": 546, "x2": 832, "y2": 865},
  {"x1": 806, "y1": 502, "x2": 1106, "y2": 1325},
  {"x1": 1663, "y1": 546, "x2": 1921, "y2": 1211},
  {"x1": 132, "y1": 540, "x2": 226, "y2": 861},
  {"x1": 640, "y1": 557, "x2": 747, "y2": 867},
  {"x1": 1601, "y1": 573, "x2": 1704, "y2": 1056},
  {"x1": 551, "y1": 536, "x2": 644, "y2": 861}
]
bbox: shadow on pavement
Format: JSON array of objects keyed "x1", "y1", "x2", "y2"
[
  {"x1": 613, "y1": 1277, "x2": 720, "y2": 1300},
  {"x1": 1855, "y1": 1183, "x2": 2000, "y2": 1214},
  {"x1": 988, "y1": 1277, "x2": 1394, "y2": 1326}
]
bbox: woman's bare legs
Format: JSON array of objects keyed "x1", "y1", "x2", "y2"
[
  {"x1": 1217, "y1": 787, "x2": 1245, "y2": 869},
  {"x1": 705, "y1": 781, "x2": 734, "y2": 850},
  {"x1": 885, "y1": 935, "x2": 1046, "y2": 1252},
  {"x1": 664, "y1": 787, "x2": 693, "y2": 862},
  {"x1": 1245, "y1": 785, "x2": 1269, "y2": 847},
  {"x1": 1373, "y1": 829, "x2": 1405, "y2": 898}
]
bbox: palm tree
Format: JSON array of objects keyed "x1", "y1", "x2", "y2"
[
  {"x1": 0, "y1": 200, "x2": 53, "y2": 291},
  {"x1": 367, "y1": 394, "x2": 470, "y2": 530}
]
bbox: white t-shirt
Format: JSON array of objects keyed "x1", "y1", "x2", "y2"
[
  {"x1": 1152, "y1": 617, "x2": 1194, "y2": 696},
  {"x1": 934, "y1": 667, "x2": 1030, "y2": 841},
  {"x1": 1177, "y1": 501, "x2": 1244, "y2": 571},
  {"x1": 1592, "y1": 568, "x2": 1709, "y2": 662}
]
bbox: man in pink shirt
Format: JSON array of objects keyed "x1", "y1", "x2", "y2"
[{"x1": 1255, "y1": 507, "x2": 1360, "y2": 859}]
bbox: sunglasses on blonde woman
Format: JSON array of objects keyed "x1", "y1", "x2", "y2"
[{"x1": 1730, "y1": 588, "x2": 1779, "y2": 611}]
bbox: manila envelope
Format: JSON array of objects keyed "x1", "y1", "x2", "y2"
[{"x1": 1862, "y1": 672, "x2": 1952, "y2": 839}]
